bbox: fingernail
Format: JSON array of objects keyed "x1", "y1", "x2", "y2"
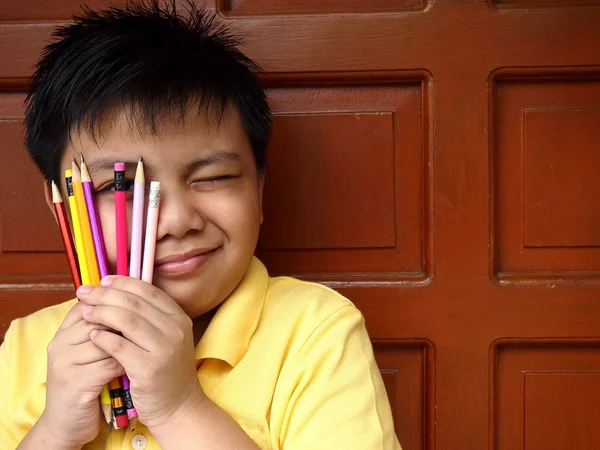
[
  {"x1": 84, "y1": 305, "x2": 94, "y2": 315},
  {"x1": 101, "y1": 276, "x2": 115, "y2": 286},
  {"x1": 90, "y1": 329, "x2": 99, "y2": 339},
  {"x1": 77, "y1": 285, "x2": 92, "y2": 295}
]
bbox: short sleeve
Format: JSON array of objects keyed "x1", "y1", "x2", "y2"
[
  {"x1": 0, "y1": 325, "x2": 22, "y2": 450},
  {"x1": 276, "y1": 305, "x2": 402, "y2": 450}
]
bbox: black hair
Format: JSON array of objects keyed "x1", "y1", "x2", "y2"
[{"x1": 24, "y1": 0, "x2": 271, "y2": 184}]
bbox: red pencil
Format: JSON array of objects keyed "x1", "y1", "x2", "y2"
[
  {"x1": 51, "y1": 181, "x2": 81, "y2": 289},
  {"x1": 114, "y1": 162, "x2": 128, "y2": 276}
]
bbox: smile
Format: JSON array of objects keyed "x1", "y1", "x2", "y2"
[{"x1": 154, "y1": 248, "x2": 218, "y2": 276}]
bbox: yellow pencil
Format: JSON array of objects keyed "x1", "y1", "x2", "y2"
[
  {"x1": 66, "y1": 169, "x2": 89, "y2": 285},
  {"x1": 100, "y1": 385, "x2": 113, "y2": 429},
  {"x1": 72, "y1": 159, "x2": 100, "y2": 286}
]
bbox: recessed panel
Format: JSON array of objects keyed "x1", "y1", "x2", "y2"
[
  {"x1": 523, "y1": 109, "x2": 600, "y2": 247},
  {"x1": 374, "y1": 340, "x2": 433, "y2": 450},
  {"x1": 261, "y1": 112, "x2": 395, "y2": 250},
  {"x1": 492, "y1": 339, "x2": 600, "y2": 450},
  {"x1": 257, "y1": 74, "x2": 431, "y2": 282},
  {"x1": 218, "y1": 0, "x2": 427, "y2": 15},
  {"x1": 492, "y1": 70, "x2": 600, "y2": 282},
  {"x1": 0, "y1": 118, "x2": 62, "y2": 252},
  {"x1": 0, "y1": 92, "x2": 71, "y2": 283},
  {"x1": 490, "y1": 0, "x2": 600, "y2": 10},
  {"x1": 0, "y1": 0, "x2": 116, "y2": 21},
  {"x1": 524, "y1": 372, "x2": 600, "y2": 450}
]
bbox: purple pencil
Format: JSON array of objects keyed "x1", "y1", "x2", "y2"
[
  {"x1": 129, "y1": 158, "x2": 145, "y2": 279},
  {"x1": 80, "y1": 155, "x2": 109, "y2": 278}
]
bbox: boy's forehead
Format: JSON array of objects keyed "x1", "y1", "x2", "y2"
[{"x1": 62, "y1": 105, "x2": 249, "y2": 173}]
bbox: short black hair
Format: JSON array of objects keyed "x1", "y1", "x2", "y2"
[{"x1": 25, "y1": 0, "x2": 271, "y2": 184}]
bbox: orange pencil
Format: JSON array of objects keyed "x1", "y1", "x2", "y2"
[{"x1": 71, "y1": 159, "x2": 100, "y2": 285}]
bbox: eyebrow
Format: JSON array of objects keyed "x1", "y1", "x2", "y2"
[{"x1": 86, "y1": 151, "x2": 242, "y2": 177}]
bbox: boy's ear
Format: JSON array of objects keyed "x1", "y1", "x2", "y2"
[{"x1": 43, "y1": 181, "x2": 59, "y2": 224}]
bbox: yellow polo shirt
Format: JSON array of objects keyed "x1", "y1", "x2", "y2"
[{"x1": 0, "y1": 257, "x2": 401, "y2": 449}]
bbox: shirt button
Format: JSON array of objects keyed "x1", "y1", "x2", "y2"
[{"x1": 131, "y1": 434, "x2": 147, "y2": 450}]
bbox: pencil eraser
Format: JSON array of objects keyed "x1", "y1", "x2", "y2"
[
  {"x1": 114, "y1": 162, "x2": 125, "y2": 171},
  {"x1": 115, "y1": 414, "x2": 129, "y2": 428}
]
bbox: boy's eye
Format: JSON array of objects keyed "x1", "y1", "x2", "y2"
[
  {"x1": 96, "y1": 180, "x2": 134, "y2": 195},
  {"x1": 191, "y1": 175, "x2": 235, "y2": 188}
]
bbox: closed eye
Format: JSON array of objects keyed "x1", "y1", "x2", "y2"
[
  {"x1": 190, "y1": 175, "x2": 237, "y2": 191},
  {"x1": 95, "y1": 180, "x2": 134, "y2": 195},
  {"x1": 194, "y1": 175, "x2": 235, "y2": 184}
]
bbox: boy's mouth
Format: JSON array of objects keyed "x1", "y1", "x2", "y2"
[{"x1": 154, "y1": 248, "x2": 218, "y2": 276}]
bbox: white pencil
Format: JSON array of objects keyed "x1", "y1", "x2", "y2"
[{"x1": 141, "y1": 182, "x2": 160, "y2": 284}]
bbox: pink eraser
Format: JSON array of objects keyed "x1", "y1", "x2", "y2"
[{"x1": 114, "y1": 162, "x2": 125, "y2": 171}]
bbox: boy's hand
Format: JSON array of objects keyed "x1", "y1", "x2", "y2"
[
  {"x1": 40, "y1": 302, "x2": 123, "y2": 448},
  {"x1": 76, "y1": 276, "x2": 205, "y2": 431}
]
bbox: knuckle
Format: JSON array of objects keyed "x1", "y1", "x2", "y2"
[
  {"x1": 124, "y1": 312, "x2": 142, "y2": 331},
  {"x1": 172, "y1": 327, "x2": 187, "y2": 345},
  {"x1": 145, "y1": 284, "x2": 160, "y2": 301},
  {"x1": 111, "y1": 335, "x2": 128, "y2": 354},
  {"x1": 101, "y1": 357, "x2": 122, "y2": 374},
  {"x1": 123, "y1": 293, "x2": 143, "y2": 311}
]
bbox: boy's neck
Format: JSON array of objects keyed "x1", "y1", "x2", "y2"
[{"x1": 192, "y1": 309, "x2": 217, "y2": 347}]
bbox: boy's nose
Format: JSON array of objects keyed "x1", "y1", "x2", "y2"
[{"x1": 156, "y1": 188, "x2": 205, "y2": 240}]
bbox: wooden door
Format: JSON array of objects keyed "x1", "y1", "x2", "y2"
[{"x1": 2, "y1": 1, "x2": 600, "y2": 449}]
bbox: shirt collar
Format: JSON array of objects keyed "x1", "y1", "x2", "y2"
[{"x1": 194, "y1": 256, "x2": 269, "y2": 367}]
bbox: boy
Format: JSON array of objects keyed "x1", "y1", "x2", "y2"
[{"x1": 0, "y1": 1, "x2": 401, "y2": 449}]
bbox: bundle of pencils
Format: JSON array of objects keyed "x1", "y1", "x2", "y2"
[{"x1": 51, "y1": 156, "x2": 161, "y2": 431}]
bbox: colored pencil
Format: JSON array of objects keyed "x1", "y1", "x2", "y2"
[
  {"x1": 80, "y1": 155, "x2": 109, "y2": 279},
  {"x1": 100, "y1": 385, "x2": 113, "y2": 430},
  {"x1": 108, "y1": 162, "x2": 130, "y2": 429},
  {"x1": 51, "y1": 181, "x2": 81, "y2": 289},
  {"x1": 71, "y1": 160, "x2": 100, "y2": 286},
  {"x1": 78, "y1": 157, "x2": 113, "y2": 428},
  {"x1": 122, "y1": 373, "x2": 137, "y2": 426},
  {"x1": 66, "y1": 169, "x2": 89, "y2": 285},
  {"x1": 121, "y1": 157, "x2": 144, "y2": 423},
  {"x1": 108, "y1": 377, "x2": 129, "y2": 429},
  {"x1": 141, "y1": 181, "x2": 160, "y2": 284},
  {"x1": 114, "y1": 162, "x2": 128, "y2": 276},
  {"x1": 129, "y1": 158, "x2": 145, "y2": 279}
]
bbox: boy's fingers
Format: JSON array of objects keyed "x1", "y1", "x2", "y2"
[
  {"x1": 84, "y1": 305, "x2": 159, "y2": 351},
  {"x1": 80, "y1": 355, "x2": 125, "y2": 386},
  {"x1": 65, "y1": 321, "x2": 113, "y2": 345},
  {"x1": 89, "y1": 328, "x2": 146, "y2": 372},
  {"x1": 99, "y1": 276, "x2": 183, "y2": 315},
  {"x1": 78, "y1": 284, "x2": 171, "y2": 331},
  {"x1": 58, "y1": 301, "x2": 86, "y2": 329},
  {"x1": 71, "y1": 340, "x2": 112, "y2": 365}
]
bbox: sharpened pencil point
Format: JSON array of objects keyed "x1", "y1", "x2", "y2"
[
  {"x1": 51, "y1": 180, "x2": 62, "y2": 203},
  {"x1": 134, "y1": 157, "x2": 145, "y2": 184}
]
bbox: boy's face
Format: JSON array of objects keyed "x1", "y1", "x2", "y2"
[{"x1": 55, "y1": 106, "x2": 264, "y2": 319}]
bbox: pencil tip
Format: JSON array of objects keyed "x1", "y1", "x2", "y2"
[
  {"x1": 80, "y1": 154, "x2": 84, "y2": 164},
  {"x1": 139, "y1": 156, "x2": 143, "y2": 162}
]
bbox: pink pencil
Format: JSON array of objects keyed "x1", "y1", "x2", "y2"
[
  {"x1": 129, "y1": 158, "x2": 145, "y2": 279},
  {"x1": 123, "y1": 158, "x2": 144, "y2": 424},
  {"x1": 141, "y1": 181, "x2": 160, "y2": 283},
  {"x1": 81, "y1": 155, "x2": 109, "y2": 278},
  {"x1": 114, "y1": 162, "x2": 128, "y2": 276}
]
